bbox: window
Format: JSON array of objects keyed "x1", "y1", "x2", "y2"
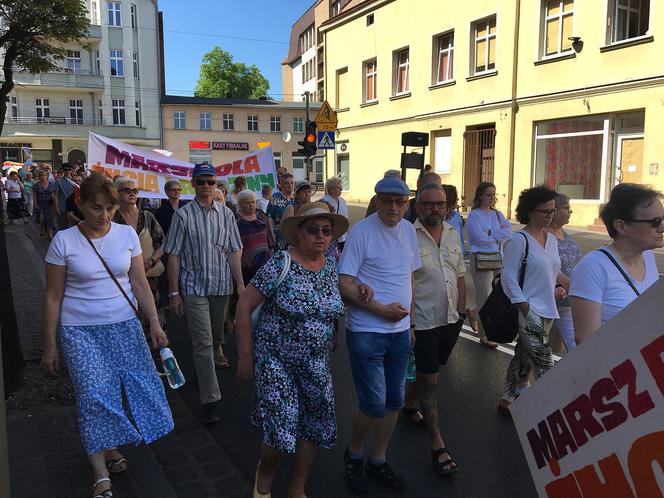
[
  {"x1": 541, "y1": 1, "x2": 574, "y2": 57},
  {"x1": 248, "y1": 115, "x2": 259, "y2": 132},
  {"x1": 135, "y1": 100, "x2": 141, "y2": 127},
  {"x1": 471, "y1": 16, "x2": 497, "y2": 75},
  {"x1": 200, "y1": 112, "x2": 212, "y2": 130},
  {"x1": 293, "y1": 116, "x2": 304, "y2": 133},
  {"x1": 433, "y1": 31, "x2": 454, "y2": 84},
  {"x1": 65, "y1": 50, "x2": 81, "y2": 74},
  {"x1": 433, "y1": 131, "x2": 452, "y2": 174},
  {"x1": 107, "y1": 1, "x2": 121, "y2": 26},
  {"x1": 190, "y1": 150, "x2": 212, "y2": 165},
  {"x1": 608, "y1": 0, "x2": 650, "y2": 43},
  {"x1": 335, "y1": 67, "x2": 348, "y2": 110},
  {"x1": 69, "y1": 99, "x2": 83, "y2": 124},
  {"x1": 534, "y1": 117, "x2": 610, "y2": 200},
  {"x1": 367, "y1": 14, "x2": 375, "y2": 26},
  {"x1": 110, "y1": 50, "x2": 123, "y2": 76},
  {"x1": 98, "y1": 99, "x2": 103, "y2": 124},
  {"x1": 173, "y1": 111, "x2": 186, "y2": 129},
  {"x1": 132, "y1": 53, "x2": 139, "y2": 78},
  {"x1": 314, "y1": 157, "x2": 324, "y2": 184},
  {"x1": 112, "y1": 99, "x2": 125, "y2": 125},
  {"x1": 298, "y1": 25, "x2": 315, "y2": 55},
  {"x1": 35, "y1": 98, "x2": 50, "y2": 122},
  {"x1": 130, "y1": 3, "x2": 137, "y2": 29},
  {"x1": 273, "y1": 152, "x2": 282, "y2": 170},
  {"x1": 301, "y1": 58, "x2": 316, "y2": 84},
  {"x1": 337, "y1": 154, "x2": 350, "y2": 190},
  {"x1": 293, "y1": 156, "x2": 305, "y2": 172},
  {"x1": 95, "y1": 51, "x2": 101, "y2": 75},
  {"x1": 330, "y1": 0, "x2": 342, "y2": 17},
  {"x1": 393, "y1": 48, "x2": 410, "y2": 95},
  {"x1": 9, "y1": 96, "x2": 18, "y2": 119},
  {"x1": 363, "y1": 59, "x2": 377, "y2": 103},
  {"x1": 91, "y1": 1, "x2": 99, "y2": 24},
  {"x1": 270, "y1": 116, "x2": 281, "y2": 132},
  {"x1": 223, "y1": 113, "x2": 234, "y2": 131}
]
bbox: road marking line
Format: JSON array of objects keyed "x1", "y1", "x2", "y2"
[{"x1": 459, "y1": 325, "x2": 561, "y2": 361}]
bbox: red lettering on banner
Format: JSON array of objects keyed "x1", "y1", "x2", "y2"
[
  {"x1": 528, "y1": 421, "x2": 560, "y2": 469},
  {"x1": 231, "y1": 160, "x2": 243, "y2": 175},
  {"x1": 590, "y1": 378, "x2": 628, "y2": 432},
  {"x1": 574, "y1": 455, "x2": 635, "y2": 497},
  {"x1": 562, "y1": 394, "x2": 605, "y2": 448},
  {"x1": 628, "y1": 431, "x2": 664, "y2": 496},
  {"x1": 610, "y1": 359, "x2": 655, "y2": 418},
  {"x1": 131, "y1": 154, "x2": 145, "y2": 169},
  {"x1": 641, "y1": 335, "x2": 664, "y2": 396},
  {"x1": 547, "y1": 410, "x2": 578, "y2": 460},
  {"x1": 215, "y1": 163, "x2": 232, "y2": 176},
  {"x1": 244, "y1": 155, "x2": 260, "y2": 174},
  {"x1": 545, "y1": 473, "x2": 583, "y2": 498}
]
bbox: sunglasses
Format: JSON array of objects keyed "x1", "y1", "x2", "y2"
[
  {"x1": 196, "y1": 179, "x2": 216, "y2": 186},
  {"x1": 119, "y1": 188, "x2": 139, "y2": 195},
  {"x1": 303, "y1": 225, "x2": 333, "y2": 237},
  {"x1": 623, "y1": 216, "x2": 664, "y2": 228}
]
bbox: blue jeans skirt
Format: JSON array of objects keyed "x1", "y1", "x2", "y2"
[{"x1": 59, "y1": 317, "x2": 174, "y2": 455}]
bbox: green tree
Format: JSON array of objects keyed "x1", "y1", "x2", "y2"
[
  {"x1": 195, "y1": 47, "x2": 270, "y2": 100},
  {"x1": 0, "y1": 0, "x2": 90, "y2": 136}
]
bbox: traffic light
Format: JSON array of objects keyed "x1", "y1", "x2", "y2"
[{"x1": 297, "y1": 120, "x2": 318, "y2": 158}]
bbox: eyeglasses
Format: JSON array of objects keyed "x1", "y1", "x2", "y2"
[
  {"x1": 378, "y1": 197, "x2": 409, "y2": 207},
  {"x1": 303, "y1": 225, "x2": 333, "y2": 236},
  {"x1": 119, "y1": 188, "x2": 139, "y2": 195},
  {"x1": 196, "y1": 179, "x2": 216, "y2": 186},
  {"x1": 419, "y1": 201, "x2": 447, "y2": 210},
  {"x1": 623, "y1": 216, "x2": 664, "y2": 228},
  {"x1": 534, "y1": 208, "x2": 558, "y2": 216}
]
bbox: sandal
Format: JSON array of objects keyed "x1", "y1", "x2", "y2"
[
  {"x1": 366, "y1": 460, "x2": 408, "y2": 490},
  {"x1": 431, "y1": 448, "x2": 458, "y2": 475},
  {"x1": 401, "y1": 406, "x2": 425, "y2": 427},
  {"x1": 253, "y1": 461, "x2": 271, "y2": 498},
  {"x1": 105, "y1": 448, "x2": 127, "y2": 474},
  {"x1": 480, "y1": 336, "x2": 499, "y2": 349},
  {"x1": 92, "y1": 477, "x2": 113, "y2": 498}
]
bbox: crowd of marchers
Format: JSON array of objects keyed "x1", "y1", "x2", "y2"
[{"x1": 18, "y1": 158, "x2": 662, "y2": 498}]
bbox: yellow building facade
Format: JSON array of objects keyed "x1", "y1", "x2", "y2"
[{"x1": 320, "y1": 0, "x2": 664, "y2": 225}]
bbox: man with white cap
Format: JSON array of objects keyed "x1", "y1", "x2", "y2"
[{"x1": 338, "y1": 176, "x2": 421, "y2": 493}]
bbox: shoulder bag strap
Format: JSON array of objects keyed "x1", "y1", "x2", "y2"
[
  {"x1": 598, "y1": 248, "x2": 640, "y2": 296},
  {"x1": 517, "y1": 232, "x2": 529, "y2": 290},
  {"x1": 77, "y1": 224, "x2": 139, "y2": 315},
  {"x1": 275, "y1": 251, "x2": 292, "y2": 287}
]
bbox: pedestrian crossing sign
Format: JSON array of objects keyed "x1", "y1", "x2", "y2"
[{"x1": 317, "y1": 131, "x2": 335, "y2": 149}]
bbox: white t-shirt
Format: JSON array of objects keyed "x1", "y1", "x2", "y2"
[
  {"x1": 45, "y1": 223, "x2": 142, "y2": 326},
  {"x1": 320, "y1": 194, "x2": 349, "y2": 243},
  {"x1": 569, "y1": 248, "x2": 659, "y2": 324},
  {"x1": 257, "y1": 198, "x2": 269, "y2": 213},
  {"x1": 5, "y1": 179, "x2": 22, "y2": 199},
  {"x1": 501, "y1": 231, "x2": 561, "y2": 319},
  {"x1": 338, "y1": 213, "x2": 422, "y2": 333}
]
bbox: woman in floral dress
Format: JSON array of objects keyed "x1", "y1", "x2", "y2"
[{"x1": 235, "y1": 202, "x2": 350, "y2": 498}]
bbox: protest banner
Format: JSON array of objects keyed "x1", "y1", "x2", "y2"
[
  {"x1": 87, "y1": 132, "x2": 276, "y2": 199},
  {"x1": 511, "y1": 278, "x2": 664, "y2": 498}
]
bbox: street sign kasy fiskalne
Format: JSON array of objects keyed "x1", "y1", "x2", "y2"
[{"x1": 315, "y1": 100, "x2": 338, "y2": 132}]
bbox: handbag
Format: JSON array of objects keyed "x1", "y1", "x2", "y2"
[
  {"x1": 473, "y1": 210, "x2": 504, "y2": 271},
  {"x1": 479, "y1": 232, "x2": 529, "y2": 344},
  {"x1": 251, "y1": 251, "x2": 291, "y2": 330}
]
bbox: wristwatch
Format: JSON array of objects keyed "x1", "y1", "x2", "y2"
[{"x1": 168, "y1": 291, "x2": 180, "y2": 298}]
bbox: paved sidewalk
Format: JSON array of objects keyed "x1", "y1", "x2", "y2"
[{"x1": 5, "y1": 222, "x2": 251, "y2": 498}]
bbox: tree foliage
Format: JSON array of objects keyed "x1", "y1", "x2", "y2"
[
  {"x1": 194, "y1": 47, "x2": 270, "y2": 100},
  {"x1": 0, "y1": 0, "x2": 90, "y2": 135}
]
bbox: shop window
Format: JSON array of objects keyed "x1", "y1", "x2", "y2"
[
  {"x1": 190, "y1": 150, "x2": 212, "y2": 165},
  {"x1": 607, "y1": 0, "x2": 650, "y2": 44},
  {"x1": 363, "y1": 59, "x2": 377, "y2": 103},
  {"x1": 540, "y1": 1, "x2": 574, "y2": 58},
  {"x1": 392, "y1": 48, "x2": 410, "y2": 95},
  {"x1": 470, "y1": 16, "x2": 497, "y2": 75},
  {"x1": 433, "y1": 31, "x2": 454, "y2": 84}
]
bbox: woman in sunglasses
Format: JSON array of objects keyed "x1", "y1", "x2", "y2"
[
  {"x1": 571, "y1": 183, "x2": 663, "y2": 344},
  {"x1": 112, "y1": 177, "x2": 166, "y2": 336}
]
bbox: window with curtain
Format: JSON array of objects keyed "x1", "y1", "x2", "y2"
[
  {"x1": 363, "y1": 59, "x2": 377, "y2": 102},
  {"x1": 433, "y1": 31, "x2": 454, "y2": 84},
  {"x1": 393, "y1": 48, "x2": 409, "y2": 95},
  {"x1": 472, "y1": 16, "x2": 497, "y2": 75},
  {"x1": 608, "y1": 0, "x2": 650, "y2": 43},
  {"x1": 541, "y1": 0, "x2": 574, "y2": 57}
]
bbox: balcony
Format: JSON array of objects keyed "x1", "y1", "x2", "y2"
[
  {"x1": 87, "y1": 23, "x2": 102, "y2": 40},
  {"x1": 5, "y1": 116, "x2": 103, "y2": 126},
  {"x1": 2, "y1": 118, "x2": 156, "y2": 142},
  {"x1": 13, "y1": 69, "x2": 105, "y2": 92}
]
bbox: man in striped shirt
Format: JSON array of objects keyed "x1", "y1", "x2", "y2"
[{"x1": 163, "y1": 163, "x2": 245, "y2": 424}]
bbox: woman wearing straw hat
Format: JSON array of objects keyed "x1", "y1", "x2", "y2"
[{"x1": 235, "y1": 201, "x2": 350, "y2": 498}]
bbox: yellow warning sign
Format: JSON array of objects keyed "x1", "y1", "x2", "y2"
[{"x1": 314, "y1": 101, "x2": 338, "y2": 128}]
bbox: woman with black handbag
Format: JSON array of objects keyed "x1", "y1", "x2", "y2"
[{"x1": 498, "y1": 186, "x2": 564, "y2": 416}]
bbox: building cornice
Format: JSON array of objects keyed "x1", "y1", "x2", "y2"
[{"x1": 319, "y1": 0, "x2": 395, "y2": 32}]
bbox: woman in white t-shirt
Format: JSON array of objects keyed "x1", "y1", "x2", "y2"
[
  {"x1": 499, "y1": 186, "x2": 564, "y2": 415},
  {"x1": 5, "y1": 170, "x2": 28, "y2": 224},
  {"x1": 41, "y1": 173, "x2": 173, "y2": 498},
  {"x1": 320, "y1": 176, "x2": 349, "y2": 251},
  {"x1": 571, "y1": 183, "x2": 663, "y2": 344}
]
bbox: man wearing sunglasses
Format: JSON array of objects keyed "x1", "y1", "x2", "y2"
[{"x1": 162, "y1": 163, "x2": 245, "y2": 424}]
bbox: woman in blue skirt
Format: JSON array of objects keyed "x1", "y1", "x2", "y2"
[{"x1": 41, "y1": 173, "x2": 173, "y2": 498}]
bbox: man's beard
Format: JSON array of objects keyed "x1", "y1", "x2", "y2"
[{"x1": 422, "y1": 214, "x2": 444, "y2": 227}]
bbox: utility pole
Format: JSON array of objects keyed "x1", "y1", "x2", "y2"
[{"x1": 304, "y1": 91, "x2": 313, "y2": 182}]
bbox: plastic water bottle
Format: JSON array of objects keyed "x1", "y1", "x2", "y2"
[
  {"x1": 406, "y1": 350, "x2": 417, "y2": 384},
  {"x1": 159, "y1": 347, "x2": 185, "y2": 389}
]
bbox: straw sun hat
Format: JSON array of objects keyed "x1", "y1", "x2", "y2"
[{"x1": 280, "y1": 201, "x2": 349, "y2": 246}]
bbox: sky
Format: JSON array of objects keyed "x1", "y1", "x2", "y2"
[{"x1": 160, "y1": 0, "x2": 314, "y2": 100}]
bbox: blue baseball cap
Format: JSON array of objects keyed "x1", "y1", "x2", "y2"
[
  {"x1": 375, "y1": 177, "x2": 409, "y2": 196},
  {"x1": 192, "y1": 163, "x2": 216, "y2": 177}
]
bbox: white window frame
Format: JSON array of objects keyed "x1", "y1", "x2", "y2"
[
  {"x1": 112, "y1": 99, "x2": 125, "y2": 125},
  {"x1": 199, "y1": 111, "x2": 212, "y2": 130},
  {"x1": 363, "y1": 59, "x2": 377, "y2": 103},
  {"x1": 273, "y1": 152, "x2": 282, "y2": 170},
  {"x1": 35, "y1": 98, "x2": 50, "y2": 121},
  {"x1": 330, "y1": 0, "x2": 342, "y2": 17},
  {"x1": 609, "y1": 0, "x2": 650, "y2": 43},
  {"x1": 130, "y1": 3, "x2": 137, "y2": 29},
  {"x1": 9, "y1": 96, "x2": 18, "y2": 119},
  {"x1": 107, "y1": 1, "x2": 121, "y2": 26},
  {"x1": 248, "y1": 115, "x2": 259, "y2": 132},
  {"x1": 135, "y1": 100, "x2": 141, "y2": 127},
  {"x1": 98, "y1": 99, "x2": 103, "y2": 124},
  {"x1": 293, "y1": 117, "x2": 304, "y2": 133},
  {"x1": 471, "y1": 15, "x2": 497, "y2": 75},
  {"x1": 173, "y1": 111, "x2": 186, "y2": 129},
  {"x1": 270, "y1": 116, "x2": 281, "y2": 132},
  {"x1": 540, "y1": 1, "x2": 575, "y2": 58},
  {"x1": 95, "y1": 51, "x2": 101, "y2": 75},
  {"x1": 293, "y1": 156, "x2": 305, "y2": 171},
  {"x1": 433, "y1": 31, "x2": 454, "y2": 84},
  {"x1": 110, "y1": 50, "x2": 124, "y2": 77},
  {"x1": 132, "y1": 52, "x2": 139, "y2": 78},
  {"x1": 393, "y1": 48, "x2": 410, "y2": 96},
  {"x1": 223, "y1": 113, "x2": 234, "y2": 131},
  {"x1": 65, "y1": 50, "x2": 81, "y2": 74},
  {"x1": 90, "y1": 1, "x2": 99, "y2": 25},
  {"x1": 69, "y1": 99, "x2": 83, "y2": 124}
]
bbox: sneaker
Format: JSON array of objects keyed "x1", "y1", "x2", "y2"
[
  {"x1": 344, "y1": 447, "x2": 368, "y2": 494},
  {"x1": 366, "y1": 460, "x2": 408, "y2": 490},
  {"x1": 201, "y1": 402, "x2": 220, "y2": 425}
]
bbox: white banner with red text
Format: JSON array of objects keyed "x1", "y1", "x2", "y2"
[
  {"x1": 87, "y1": 132, "x2": 276, "y2": 199},
  {"x1": 511, "y1": 278, "x2": 664, "y2": 497}
]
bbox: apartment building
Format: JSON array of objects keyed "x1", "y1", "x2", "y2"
[
  {"x1": 161, "y1": 96, "x2": 324, "y2": 184},
  {"x1": 1, "y1": 0, "x2": 162, "y2": 168},
  {"x1": 319, "y1": 0, "x2": 663, "y2": 226}
]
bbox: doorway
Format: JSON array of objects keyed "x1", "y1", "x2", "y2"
[
  {"x1": 615, "y1": 135, "x2": 644, "y2": 185},
  {"x1": 462, "y1": 125, "x2": 496, "y2": 210}
]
